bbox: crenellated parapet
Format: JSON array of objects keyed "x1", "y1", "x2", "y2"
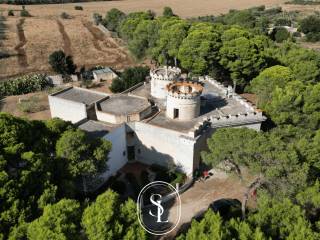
[
  {"x1": 204, "y1": 76, "x2": 255, "y2": 111},
  {"x1": 150, "y1": 66, "x2": 181, "y2": 99},
  {"x1": 166, "y1": 81, "x2": 203, "y2": 120},
  {"x1": 166, "y1": 81, "x2": 203, "y2": 99},
  {"x1": 188, "y1": 111, "x2": 266, "y2": 137},
  {"x1": 150, "y1": 66, "x2": 181, "y2": 82}
]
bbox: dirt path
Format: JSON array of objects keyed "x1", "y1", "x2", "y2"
[
  {"x1": 14, "y1": 18, "x2": 28, "y2": 67},
  {"x1": 163, "y1": 170, "x2": 246, "y2": 239},
  {"x1": 56, "y1": 19, "x2": 72, "y2": 55}
]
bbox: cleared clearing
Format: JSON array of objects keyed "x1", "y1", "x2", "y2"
[{"x1": 0, "y1": 0, "x2": 288, "y2": 79}]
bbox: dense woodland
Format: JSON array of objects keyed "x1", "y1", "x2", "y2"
[{"x1": 0, "y1": 6, "x2": 320, "y2": 240}]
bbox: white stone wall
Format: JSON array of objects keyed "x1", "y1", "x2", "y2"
[
  {"x1": 129, "y1": 122, "x2": 195, "y2": 175},
  {"x1": 96, "y1": 108, "x2": 152, "y2": 124},
  {"x1": 151, "y1": 78, "x2": 172, "y2": 99},
  {"x1": 96, "y1": 110, "x2": 118, "y2": 124},
  {"x1": 166, "y1": 95, "x2": 201, "y2": 120},
  {"x1": 93, "y1": 72, "x2": 117, "y2": 82},
  {"x1": 101, "y1": 124, "x2": 128, "y2": 180},
  {"x1": 48, "y1": 95, "x2": 87, "y2": 123}
]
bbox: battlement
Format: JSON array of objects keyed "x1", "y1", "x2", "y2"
[
  {"x1": 166, "y1": 81, "x2": 203, "y2": 99},
  {"x1": 204, "y1": 76, "x2": 255, "y2": 111},
  {"x1": 188, "y1": 111, "x2": 265, "y2": 137},
  {"x1": 150, "y1": 66, "x2": 181, "y2": 81}
]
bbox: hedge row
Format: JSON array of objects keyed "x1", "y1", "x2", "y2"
[{"x1": 0, "y1": 74, "x2": 51, "y2": 97}]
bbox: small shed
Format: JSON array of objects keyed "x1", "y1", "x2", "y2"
[
  {"x1": 92, "y1": 67, "x2": 118, "y2": 82},
  {"x1": 47, "y1": 74, "x2": 64, "y2": 86}
]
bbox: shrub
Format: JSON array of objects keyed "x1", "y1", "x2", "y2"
[
  {"x1": 60, "y1": 12, "x2": 70, "y2": 19},
  {"x1": 163, "y1": 6, "x2": 174, "y2": 17},
  {"x1": 293, "y1": 31, "x2": 302, "y2": 37},
  {"x1": 8, "y1": 10, "x2": 14, "y2": 16},
  {"x1": 0, "y1": 74, "x2": 50, "y2": 97},
  {"x1": 93, "y1": 13, "x2": 102, "y2": 25},
  {"x1": 274, "y1": 27, "x2": 290, "y2": 43},
  {"x1": 109, "y1": 66, "x2": 150, "y2": 93},
  {"x1": 306, "y1": 32, "x2": 320, "y2": 42},
  {"x1": 74, "y1": 6, "x2": 83, "y2": 11},
  {"x1": 49, "y1": 50, "x2": 76, "y2": 74},
  {"x1": 170, "y1": 172, "x2": 186, "y2": 186},
  {"x1": 300, "y1": 15, "x2": 320, "y2": 34},
  {"x1": 20, "y1": 9, "x2": 30, "y2": 17}
]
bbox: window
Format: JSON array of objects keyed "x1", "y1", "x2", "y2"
[{"x1": 174, "y1": 108, "x2": 179, "y2": 119}]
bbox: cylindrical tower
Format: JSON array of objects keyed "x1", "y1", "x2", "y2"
[
  {"x1": 150, "y1": 66, "x2": 181, "y2": 99},
  {"x1": 166, "y1": 81, "x2": 203, "y2": 121}
]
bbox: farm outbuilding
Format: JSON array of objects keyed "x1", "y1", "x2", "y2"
[{"x1": 92, "y1": 67, "x2": 118, "y2": 82}]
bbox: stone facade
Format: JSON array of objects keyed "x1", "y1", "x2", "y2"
[
  {"x1": 150, "y1": 66, "x2": 181, "y2": 99},
  {"x1": 166, "y1": 81, "x2": 203, "y2": 120},
  {"x1": 48, "y1": 66, "x2": 266, "y2": 183}
]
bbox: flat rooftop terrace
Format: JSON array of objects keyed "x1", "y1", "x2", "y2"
[
  {"x1": 78, "y1": 120, "x2": 117, "y2": 138},
  {"x1": 51, "y1": 87, "x2": 108, "y2": 105},
  {"x1": 97, "y1": 95, "x2": 150, "y2": 115},
  {"x1": 130, "y1": 80, "x2": 262, "y2": 133}
]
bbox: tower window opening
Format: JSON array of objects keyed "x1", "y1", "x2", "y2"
[{"x1": 174, "y1": 108, "x2": 179, "y2": 119}]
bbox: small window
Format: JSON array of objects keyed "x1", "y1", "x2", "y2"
[
  {"x1": 138, "y1": 149, "x2": 141, "y2": 154},
  {"x1": 174, "y1": 108, "x2": 179, "y2": 119},
  {"x1": 123, "y1": 151, "x2": 126, "y2": 156}
]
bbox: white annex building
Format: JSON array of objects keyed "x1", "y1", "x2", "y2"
[{"x1": 48, "y1": 66, "x2": 266, "y2": 186}]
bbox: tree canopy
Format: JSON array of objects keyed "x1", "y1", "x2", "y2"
[{"x1": 48, "y1": 50, "x2": 76, "y2": 75}]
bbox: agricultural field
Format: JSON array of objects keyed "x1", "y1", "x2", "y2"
[
  {"x1": 0, "y1": 0, "x2": 288, "y2": 80},
  {"x1": 0, "y1": 4, "x2": 134, "y2": 80}
]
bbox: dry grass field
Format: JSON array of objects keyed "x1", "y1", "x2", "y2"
[{"x1": 0, "y1": 0, "x2": 288, "y2": 80}]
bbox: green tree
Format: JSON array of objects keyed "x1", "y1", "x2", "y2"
[
  {"x1": 300, "y1": 15, "x2": 320, "y2": 35},
  {"x1": 178, "y1": 23, "x2": 222, "y2": 75},
  {"x1": 248, "y1": 195, "x2": 318, "y2": 240},
  {"x1": 109, "y1": 66, "x2": 150, "y2": 93},
  {"x1": 128, "y1": 19, "x2": 161, "y2": 59},
  {"x1": 56, "y1": 128, "x2": 111, "y2": 178},
  {"x1": 93, "y1": 13, "x2": 102, "y2": 25},
  {"x1": 177, "y1": 209, "x2": 266, "y2": 240},
  {"x1": 303, "y1": 83, "x2": 320, "y2": 129},
  {"x1": 219, "y1": 32, "x2": 266, "y2": 89},
  {"x1": 265, "y1": 80, "x2": 305, "y2": 126},
  {"x1": 273, "y1": 27, "x2": 290, "y2": 43},
  {"x1": 27, "y1": 199, "x2": 81, "y2": 240},
  {"x1": 82, "y1": 189, "x2": 147, "y2": 240},
  {"x1": 250, "y1": 65, "x2": 294, "y2": 108},
  {"x1": 163, "y1": 6, "x2": 174, "y2": 17},
  {"x1": 119, "y1": 12, "x2": 153, "y2": 41},
  {"x1": 152, "y1": 19, "x2": 190, "y2": 65},
  {"x1": 291, "y1": 61, "x2": 320, "y2": 84},
  {"x1": 103, "y1": 8, "x2": 126, "y2": 32},
  {"x1": 48, "y1": 50, "x2": 76, "y2": 75}
]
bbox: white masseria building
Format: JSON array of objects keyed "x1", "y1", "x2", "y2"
[{"x1": 48, "y1": 66, "x2": 266, "y2": 185}]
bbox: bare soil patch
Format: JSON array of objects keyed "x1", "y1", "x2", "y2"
[
  {"x1": 14, "y1": 18, "x2": 28, "y2": 67},
  {"x1": 0, "y1": 91, "x2": 51, "y2": 120},
  {"x1": 56, "y1": 19, "x2": 72, "y2": 55},
  {"x1": 0, "y1": 0, "x2": 288, "y2": 79}
]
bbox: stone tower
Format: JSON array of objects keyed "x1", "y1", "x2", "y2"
[
  {"x1": 150, "y1": 66, "x2": 181, "y2": 99},
  {"x1": 166, "y1": 81, "x2": 203, "y2": 121}
]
